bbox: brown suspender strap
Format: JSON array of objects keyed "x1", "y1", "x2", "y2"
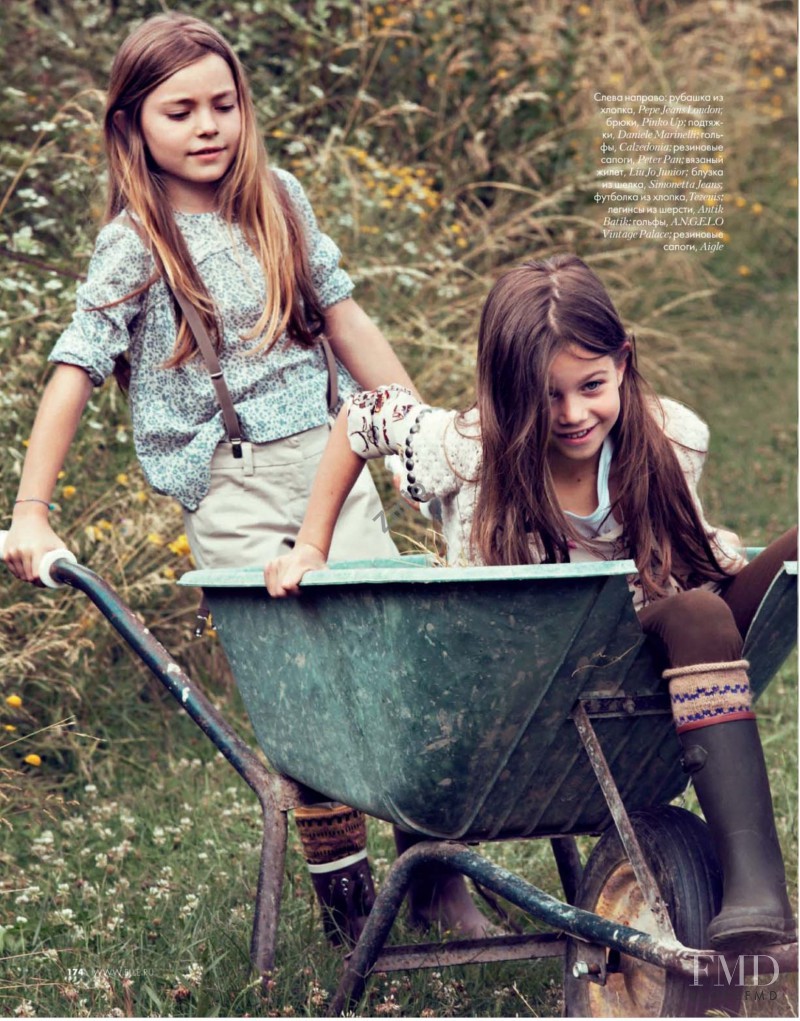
[
  {"x1": 168, "y1": 286, "x2": 244, "y2": 458},
  {"x1": 321, "y1": 338, "x2": 338, "y2": 413}
]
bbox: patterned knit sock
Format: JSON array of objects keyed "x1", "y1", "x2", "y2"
[
  {"x1": 294, "y1": 803, "x2": 368, "y2": 873},
  {"x1": 663, "y1": 660, "x2": 754, "y2": 733}
]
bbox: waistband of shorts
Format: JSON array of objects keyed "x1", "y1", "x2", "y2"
[{"x1": 209, "y1": 425, "x2": 330, "y2": 470}]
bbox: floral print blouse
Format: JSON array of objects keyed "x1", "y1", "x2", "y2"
[
  {"x1": 346, "y1": 384, "x2": 747, "y2": 609},
  {"x1": 49, "y1": 169, "x2": 357, "y2": 510}
]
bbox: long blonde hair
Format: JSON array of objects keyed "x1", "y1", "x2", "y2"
[{"x1": 104, "y1": 12, "x2": 323, "y2": 380}]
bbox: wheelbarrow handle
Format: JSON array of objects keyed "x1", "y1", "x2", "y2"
[{"x1": 0, "y1": 529, "x2": 78, "y2": 588}]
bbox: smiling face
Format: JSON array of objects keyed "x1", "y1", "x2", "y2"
[
  {"x1": 139, "y1": 52, "x2": 242, "y2": 212},
  {"x1": 546, "y1": 344, "x2": 626, "y2": 472}
]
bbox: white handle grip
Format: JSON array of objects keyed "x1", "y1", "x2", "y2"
[{"x1": 0, "y1": 529, "x2": 78, "y2": 588}]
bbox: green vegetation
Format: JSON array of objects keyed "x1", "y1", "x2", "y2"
[{"x1": 1, "y1": 0, "x2": 796, "y2": 1016}]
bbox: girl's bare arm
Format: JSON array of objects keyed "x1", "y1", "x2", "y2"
[
  {"x1": 264, "y1": 408, "x2": 361, "y2": 596},
  {"x1": 5, "y1": 364, "x2": 93, "y2": 582},
  {"x1": 323, "y1": 298, "x2": 418, "y2": 396}
]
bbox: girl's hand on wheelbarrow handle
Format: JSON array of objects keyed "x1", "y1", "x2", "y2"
[
  {"x1": 264, "y1": 542, "x2": 327, "y2": 597},
  {"x1": 0, "y1": 526, "x2": 78, "y2": 588}
]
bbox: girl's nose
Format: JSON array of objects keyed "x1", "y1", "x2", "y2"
[
  {"x1": 196, "y1": 108, "x2": 220, "y2": 135},
  {"x1": 558, "y1": 395, "x2": 585, "y2": 425}
]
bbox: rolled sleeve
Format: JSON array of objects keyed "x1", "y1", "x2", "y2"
[
  {"x1": 273, "y1": 167, "x2": 354, "y2": 309},
  {"x1": 48, "y1": 220, "x2": 151, "y2": 386}
]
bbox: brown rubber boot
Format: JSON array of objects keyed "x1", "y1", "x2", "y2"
[
  {"x1": 295, "y1": 803, "x2": 376, "y2": 946},
  {"x1": 666, "y1": 661, "x2": 796, "y2": 949}
]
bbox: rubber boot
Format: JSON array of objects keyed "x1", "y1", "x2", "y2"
[
  {"x1": 295, "y1": 803, "x2": 376, "y2": 946},
  {"x1": 666, "y1": 661, "x2": 796, "y2": 949}
]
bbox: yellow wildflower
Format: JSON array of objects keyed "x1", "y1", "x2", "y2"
[
  {"x1": 577, "y1": 4, "x2": 591, "y2": 15},
  {"x1": 734, "y1": 196, "x2": 748, "y2": 208},
  {"x1": 4, "y1": 724, "x2": 16, "y2": 732},
  {"x1": 134, "y1": 490, "x2": 148, "y2": 504},
  {"x1": 23, "y1": 439, "x2": 30, "y2": 448},
  {"x1": 147, "y1": 533, "x2": 166, "y2": 547},
  {"x1": 57, "y1": 471, "x2": 65, "y2": 479},
  {"x1": 750, "y1": 202, "x2": 763, "y2": 215},
  {"x1": 24, "y1": 754, "x2": 42, "y2": 767},
  {"x1": 758, "y1": 76, "x2": 771, "y2": 89},
  {"x1": 97, "y1": 520, "x2": 114, "y2": 532},
  {"x1": 168, "y1": 534, "x2": 191, "y2": 557},
  {"x1": 773, "y1": 67, "x2": 786, "y2": 79},
  {"x1": 5, "y1": 695, "x2": 23, "y2": 708},
  {"x1": 162, "y1": 566, "x2": 176, "y2": 580},
  {"x1": 116, "y1": 473, "x2": 129, "y2": 485},
  {"x1": 62, "y1": 485, "x2": 76, "y2": 500},
  {"x1": 737, "y1": 265, "x2": 751, "y2": 277}
]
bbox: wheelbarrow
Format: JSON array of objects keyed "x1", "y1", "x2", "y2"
[{"x1": 2, "y1": 534, "x2": 797, "y2": 1017}]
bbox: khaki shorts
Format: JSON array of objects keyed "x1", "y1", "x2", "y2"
[{"x1": 182, "y1": 425, "x2": 399, "y2": 570}]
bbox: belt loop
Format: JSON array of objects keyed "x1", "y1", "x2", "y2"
[{"x1": 241, "y1": 441, "x2": 254, "y2": 476}]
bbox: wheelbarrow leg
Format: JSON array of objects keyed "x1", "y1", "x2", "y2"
[
  {"x1": 251, "y1": 799, "x2": 289, "y2": 984},
  {"x1": 330, "y1": 845, "x2": 420, "y2": 1015},
  {"x1": 549, "y1": 837, "x2": 583, "y2": 905}
]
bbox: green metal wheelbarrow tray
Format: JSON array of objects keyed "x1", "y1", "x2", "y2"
[{"x1": 14, "y1": 548, "x2": 799, "y2": 1016}]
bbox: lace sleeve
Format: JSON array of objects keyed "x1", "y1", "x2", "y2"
[{"x1": 346, "y1": 386, "x2": 475, "y2": 500}]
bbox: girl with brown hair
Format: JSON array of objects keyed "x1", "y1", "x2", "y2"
[
  {"x1": 268, "y1": 253, "x2": 796, "y2": 950},
  {"x1": 4, "y1": 11, "x2": 425, "y2": 945}
]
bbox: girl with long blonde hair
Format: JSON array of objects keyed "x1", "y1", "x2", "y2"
[{"x1": 4, "y1": 11, "x2": 462, "y2": 945}]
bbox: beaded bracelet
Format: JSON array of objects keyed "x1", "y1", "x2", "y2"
[{"x1": 14, "y1": 498, "x2": 56, "y2": 511}]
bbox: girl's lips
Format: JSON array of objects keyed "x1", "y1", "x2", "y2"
[
  {"x1": 190, "y1": 147, "x2": 225, "y2": 160},
  {"x1": 554, "y1": 423, "x2": 597, "y2": 444}
]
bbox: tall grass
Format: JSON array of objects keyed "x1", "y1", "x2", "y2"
[{"x1": 0, "y1": 0, "x2": 796, "y2": 1015}]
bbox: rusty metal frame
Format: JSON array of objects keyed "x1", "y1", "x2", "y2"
[
  {"x1": 330, "y1": 842, "x2": 798, "y2": 1015},
  {"x1": 572, "y1": 699, "x2": 677, "y2": 941}
]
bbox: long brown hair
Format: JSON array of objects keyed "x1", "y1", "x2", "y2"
[
  {"x1": 469, "y1": 254, "x2": 729, "y2": 601},
  {"x1": 103, "y1": 13, "x2": 324, "y2": 387}
]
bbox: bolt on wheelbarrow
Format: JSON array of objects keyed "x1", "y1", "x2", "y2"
[{"x1": 2, "y1": 534, "x2": 797, "y2": 1018}]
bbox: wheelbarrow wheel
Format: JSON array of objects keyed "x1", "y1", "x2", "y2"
[{"x1": 563, "y1": 805, "x2": 742, "y2": 1018}]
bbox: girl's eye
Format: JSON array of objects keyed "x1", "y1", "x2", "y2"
[
  {"x1": 167, "y1": 112, "x2": 189, "y2": 121},
  {"x1": 583, "y1": 380, "x2": 602, "y2": 392},
  {"x1": 216, "y1": 104, "x2": 236, "y2": 113}
]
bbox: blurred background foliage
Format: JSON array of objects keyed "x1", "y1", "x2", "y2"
[{"x1": 0, "y1": 0, "x2": 796, "y2": 890}]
